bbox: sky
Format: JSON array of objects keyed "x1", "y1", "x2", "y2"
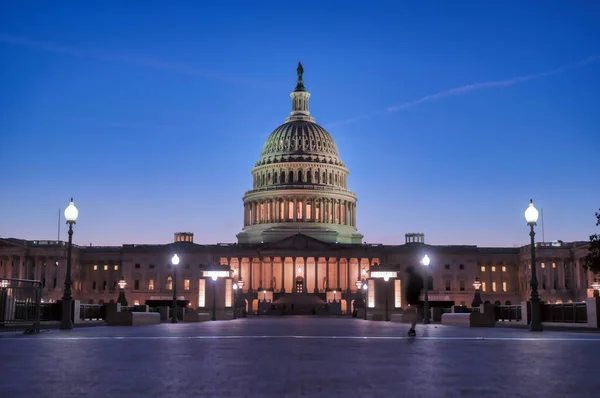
[{"x1": 1, "y1": 1, "x2": 599, "y2": 248}]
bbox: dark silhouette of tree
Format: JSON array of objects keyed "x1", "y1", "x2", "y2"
[{"x1": 584, "y1": 209, "x2": 600, "y2": 274}]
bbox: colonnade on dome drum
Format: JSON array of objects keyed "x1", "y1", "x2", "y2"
[{"x1": 243, "y1": 197, "x2": 356, "y2": 227}]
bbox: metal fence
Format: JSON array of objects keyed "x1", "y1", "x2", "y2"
[
  {"x1": 541, "y1": 302, "x2": 587, "y2": 323},
  {"x1": 0, "y1": 278, "x2": 42, "y2": 333},
  {"x1": 495, "y1": 305, "x2": 522, "y2": 322}
]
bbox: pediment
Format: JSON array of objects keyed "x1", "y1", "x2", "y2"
[{"x1": 263, "y1": 233, "x2": 334, "y2": 251}]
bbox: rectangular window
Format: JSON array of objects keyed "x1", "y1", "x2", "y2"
[
  {"x1": 134, "y1": 280, "x2": 139, "y2": 290},
  {"x1": 459, "y1": 264, "x2": 465, "y2": 270},
  {"x1": 502, "y1": 266, "x2": 506, "y2": 272},
  {"x1": 482, "y1": 282, "x2": 487, "y2": 292},
  {"x1": 502, "y1": 282, "x2": 507, "y2": 292},
  {"x1": 492, "y1": 282, "x2": 497, "y2": 292},
  {"x1": 103, "y1": 281, "x2": 107, "y2": 290},
  {"x1": 185, "y1": 264, "x2": 191, "y2": 269},
  {"x1": 367, "y1": 279, "x2": 375, "y2": 308},
  {"x1": 103, "y1": 265, "x2": 108, "y2": 271},
  {"x1": 552, "y1": 263, "x2": 556, "y2": 269},
  {"x1": 225, "y1": 279, "x2": 232, "y2": 307},
  {"x1": 444, "y1": 264, "x2": 450, "y2": 270},
  {"x1": 149, "y1": 264, "x2": 155, "y2": 269},
  {"x1": 481, "y1": 266, "x2": 486, "y2": 272},
  {"x1": 445, "y1": 280, "x2": 451, "y2": 291},
  {"x1": 394, "y1": 279, "x2": 402, "y2": 308},
  {"x1": 491, "y1": 266, "x2": 496, "y2": 272},
  {"x1": 114, "y1": 265, "x2": 119, "y2": 271},
  {"x1": 199, "y1": 279, "x2": 206, "y2": 307},
  {"x1": 459, "y1": 280, "x2": 465, "y2": 291},
  {"x1": 113, "y1": 281, "x2": 117, "y2": 289},
  {"x1": 93, "y1": 265, "x2": 98, "y2": 271},
  {"x1": 184, "y1": 279, "x2": 190, "y2": 291},
  {"x1": 541, "y1": 263, "x2": 546, "y2": 269},
  {"x1": 148, "y1": 279, "x2": 155, "y2": 290},
  {"x1": 135, "y1": 263, "x2": 140, "y2": 269},
  {"x1": 92, "y1": 281, "x2": 96, "y2": 290}
]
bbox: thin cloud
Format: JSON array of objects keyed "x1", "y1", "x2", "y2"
[
  {"x1": 326, "y1": 55, "x2": 600, "y2": 128},
  {"x1": 0, "y1": 33, "x2": 260, "y2": 85}
]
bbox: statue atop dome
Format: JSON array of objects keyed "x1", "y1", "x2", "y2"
[{"x1": 295, "y1": 61, "x2": 306, "y2": 92}]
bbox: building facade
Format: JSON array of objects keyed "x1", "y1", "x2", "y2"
[{"x1": 0, "y1": 64, "x2": 596, "y2": 314}]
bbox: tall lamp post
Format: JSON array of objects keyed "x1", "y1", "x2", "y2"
[
  {"x1": 212, "y1": 275, "x2": 218, "y2": 321},
  {"x1": 171, "y1": 254, "x2": 179, "y2": 324},
  {"x1": 117, "y1": 277, "x2": 128, "y2": 306},
  {"x1": 362, "y1": 283, "x2": 368, "y2": 320},
  {"x1": 592, "y1": 278, "x2": 600, "y2": 298},
  {"x1": 422, "y1": 254, "x2": 431, "y2": 324},
  {"x1": 472, "y1": 277, "x2": 483, "y2": 307},
  {"x1": 355, "y1": 280, "x2": 363, "y2": 318},
  {"x1": 235, "y1": 280, "x2": 245, "y2": 318},
  {"x1": 233, "y1": 284, "x2": 238, "y2": 319},
  {"x1": 60, "y1": 198, "x2": 78, "y2": 330},
  {"x1": 525, "y1": 199, "x2": 543, "y2": 332}
]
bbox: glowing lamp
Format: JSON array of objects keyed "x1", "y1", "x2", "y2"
[
  {"x1": 118, "y1": 278, "x2": 126, "y2": 290},
  {"x1": 171, "y1": 254, "x2": 180, "y2": 266},
  {"x1": 525, "y1": 199, "x2": 539, "y2": 225},
  {"x1": 473, "y1": 277, "x2": 482, "y2": 291},
  {"x1": 64, "y1": 198, "x2": 79, "y2": 223},
  {"x1": 422, "y1": 254, "x2": 430, "y2": 267}
]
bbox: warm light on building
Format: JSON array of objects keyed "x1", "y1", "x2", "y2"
[
  {"x1": 184, "y1": 279, "x2": 190, "y2": 291},
  {"x1": 394, "y1": 279, "x2": 402, "y2": 308},
  {"x1": 198, "y1": 279, "x2": 206, "y2": 307},
  {"x1": 148, "y1": 279, "x2": 154, "y2": 290}
]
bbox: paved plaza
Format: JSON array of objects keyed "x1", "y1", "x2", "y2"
[{"x1": 1, "y1": 318, "x2": 600, "y2": 398}]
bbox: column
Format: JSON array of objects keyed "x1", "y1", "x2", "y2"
[
  {"x1": 326, "y1": 258, "x2": 330, "y2": 290},
  {"x1": 314, "y1": 257, "x2": 319, "y2": 293},
  {"x1": 312, "y1": 198, "x2": 317, "y2": 222},
  {"x1": 269, "y1": 257, "x2": 274, "y2": 290},
  {"x1": 332, "y1": 199, "x2": 336, "y2": 224},
  {"x1": 303, "y1": 200, "x2": 308, "y2": 222},
  {"x1": 249, "y1": 258, "x2": 254, "y2": 292},
  {"x1": 346, "y1": 258, "x2": 351, "y2": 292},
  {"x1": 336, "y1": 257, "x2": 341, "y2": 289},
  {"x1": 303, "y1": 257, "x2": 308, "y2": 293},
  {"x1": 259, "y1": 257, "x2": 263, "y2": 289},
  {"x1": 237, "y1": 257, "x2": 243, "y2": 290},
  {"x1": 281, "y1": 258, "x2": 286, "y2": 293},
  {"x1": 293, "y1": 257, "x2": 297, "y2": 293}
]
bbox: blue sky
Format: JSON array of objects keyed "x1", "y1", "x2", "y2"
[{"x1": 1, "y1": 1, "x2": 599, "y2": 247}]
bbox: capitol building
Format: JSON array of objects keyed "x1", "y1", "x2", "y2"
[{"x1": 0, "y1": 64, "x2": 595, "y2": 315}]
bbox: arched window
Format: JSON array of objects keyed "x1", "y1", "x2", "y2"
[
  {"x1": 329, "y1": 173, "x2": 333, "y2": 185},
  {"x1": 267, "y1": 173, "x2": 271, "y2": 184},
  {"x1": 273, "y1": 171, "x2": 278, "y2": 184},
  {"x1": 298, "y1": 169, "x2": 303, "y2": 183},
  {"x1": 167, "y1": 276, "x2": 173, "y2": 291},
  {"x1": 288, "y1": 170, "x2": 294, "y2": 183},
  {"x1": 307, "y1": 171, "x2": 312, "y2": 183},
  {"x1": 261, "y1": 174, "x2": 265, "y2": 186},
  {"x1": 280, "y1": 172, "x2": 285, "y2": 184},
  {"x1": 335, "y1": 174, "x2": 338, "y2": 185}
]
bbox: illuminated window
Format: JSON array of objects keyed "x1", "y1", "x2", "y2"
[
  {"x1": 528, "y1": 264, "x2": 531, "y2": 269},
  {"x1": 541, "y1": 263, "x2": 545, "y2": 269},
  {"x1": 167, "y1": 276, "x2": 173, "y2": 290},
  {"x1": 114, "y1": 265, "x2": 119, "y2": 271},
  {"x1": 502, "y1": 282, "x2": 507, "y2": 292},
  {"x1": 93, "y1": 265, "x2": 98, "y2": 271},
  {"x1": 225, "y1": 279, "x2": 232, "y2": 307},
  {"x1": 482, "y1": 282, "x2": 487, "y2": 292},
  {"x1": 492, "y1": 282, "x2": 497, "y2": 292},
  {"x1": 481, "y1": 266, "x2": 486, "y2": 272},
  {"x1": 552, "y1": 263, "x2": 556, "y2": 269},
  {"x1": 394, "y1": 279, "x2": 402, "y2": 308},
  {"x1": 103, "y1": 265, "x2": 108, "y2": 271},
  {"x1": 368, "y1": 279, "x2": 375, "y2": 308},
  {"x1": 184, "y1": 279, "x2": 190, "y2": 291},
  {"x1": 502, "y1": 266, "x2": 506, "y2": 272},
  {"x1": 134, "y1": 300, "x2": 140, "y2": 306},
  {"x1": 199, "y1": 279, "x2": 206, "y2": 307},
  {"x1": 148, "y1": 279, "x2": 155, "y2": 290},
  {"x1": 491, "y1": 266, "x2": 496, "y2": 272}
]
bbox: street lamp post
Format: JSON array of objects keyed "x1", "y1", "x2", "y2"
[
  {"x1": 233, "y1": 284, "x2": 238, "y2": 319},
  {"x1": 592, "y1": 278, "x2": 600, "y2": 298},
  {"x1": 383, "y1": 275, "x2": 390, "y2": 322},
  {"x1": 60, "y1": 198, "x2": 78, "y2": 331},
  {"x1": 472, "y1": 277, "x2": 483, "y2": 307},
  {"x1": 525, "y1": 199, "x2": 543, "y2": 332},
  {"x1": 117, "y1": 277, "x2": 128, "y2": 306},
  {"x1": 171, "y1": 254, "x2": 179, "y2": 324},
  {"x1": 422, "y1": 254, "x2": 431, "y2": 324},
  {"x1": 333, "y1": 290, "x2": 337, "y2": 303},
  {"x1": 212, "y1": 275, "x2": 218, "y2": 321}
]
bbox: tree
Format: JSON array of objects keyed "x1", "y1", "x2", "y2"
[{"x1": 583, "y1": 209, "x2": 600, "y2": 274}]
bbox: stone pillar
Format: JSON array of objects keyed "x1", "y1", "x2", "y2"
[
  {"x1": 326, "y1": 258, "x2": 330, "y2": 290},
  {"x1": 281, "y1": 257, "x2": 286, "y2": 293},
  {"x1": 259, "y1": 258, "x2": 263, "y2": 290},
  {"x1": 292, "y1": 258, "x2": 297, "y2": 293},
  {"x1": 346, "y1": 258, "x2": 351, "y2": 293},
  {"x1": 249, "y1": 258, "x2": 254, "y2": 292},
  {"x1": 303, "y1": 257, "x2": 308, "y2": 293},
  {"x1": 312, "y1": 198, "x2": 317, "y2": 222},
  {"x1": 314, "y1": 257, "x2": 319, "y2": 293},
  {"x1": 237, "y1": 257, "x2": 243, "y2": 290},
  {"x1": 332, "y1": 200, "x2": 336, "y2": 224},
  {"x1": 320, "y1": 199, "x2": 324, "y2": 223},
  {"x1": 293, "y1": 198, "x2": 297, "y2": 222},
  {"x1": 284, "y1": 198, "x2": 289, "y2": 221},
  {"x1": 336, "y1": 257, "x2": 341, "y2": 289}
]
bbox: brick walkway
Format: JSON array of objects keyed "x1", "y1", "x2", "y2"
[{"x1": 1, "y1": 317, "x2": 599, "y2": 398}]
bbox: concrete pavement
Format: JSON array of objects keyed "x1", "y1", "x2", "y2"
[{"x1": 1, "y1": 317, "x2": 599, "y2": 398}]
